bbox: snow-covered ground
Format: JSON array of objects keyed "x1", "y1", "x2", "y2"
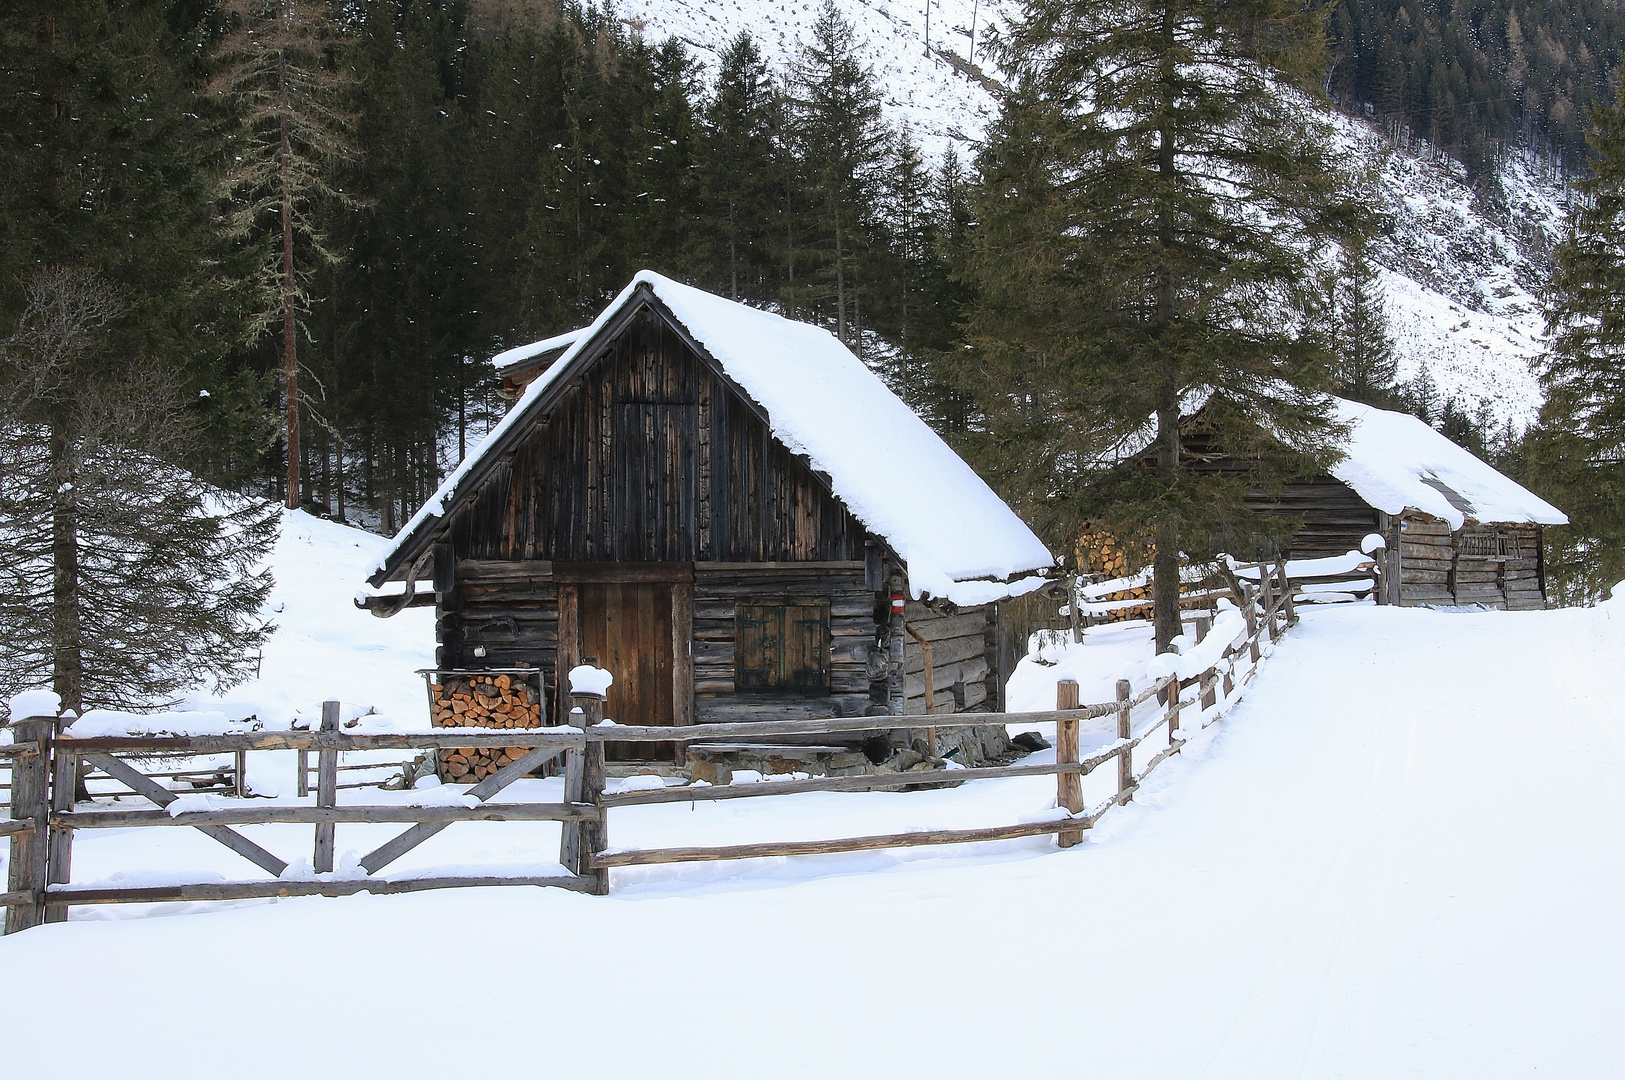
[{"x1": 4, "y1": 513, "x2": 1623, "y2": 1077}]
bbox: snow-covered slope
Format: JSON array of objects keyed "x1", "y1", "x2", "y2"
[{"x1": 624, "y1": 0, "x2": 1560, "y2": 428}]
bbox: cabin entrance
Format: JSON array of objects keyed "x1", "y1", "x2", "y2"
[{"x1": 559, "y1": 564, "x2": 693, "y2": 761}]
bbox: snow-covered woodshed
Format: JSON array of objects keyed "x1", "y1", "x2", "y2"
[
  {"x1": 362, "y1": 272, "x2": 1054, "y2": 760},
  {"x1": 1188, "y1": 399, "x2": 1567, "y2": 610}
]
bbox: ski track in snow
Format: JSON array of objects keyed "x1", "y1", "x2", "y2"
[{"x1": 5, "y1": 591, "x2": 1625, "y2": 1077}]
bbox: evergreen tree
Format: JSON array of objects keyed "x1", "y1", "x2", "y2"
[
  {"x1": 787, "y1": 0, "x2": 892, "y2": 354},
  {"x1": 698, "y1": 32, "x2": 782, "y2": 304},
  {"x1": 211, "y1": 0, "x2": 361, "y2": 510},
  {"x1": 0, "y1": 269, "x2": 277, "y2": 713},
  {"x1": 963, "y1": 0, "x2": 1362, "y2": 650},
  {"x1": 1330, "y1": 239, "x2": 1400, "y2": 406},
  {"x1": 1528, "y1": 75, "x2": 1625, "y2": 601}
]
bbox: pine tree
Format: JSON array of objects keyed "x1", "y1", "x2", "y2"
[
  {"x1": 0, "y1": 269, "x2": 277, "y2": 714},
  {"x1": 211, "y1": 0, "x2": 361, "y2": 511},
  {"x1": 1528, "y1": 74, "x2": 1625, "y2": 600},
  {"x1": 962, "y1": 0, "x2": 1362, "y2": 650},
  {"x1": 1331, "y1": 240, "x2": 1400, "y2": 407}
]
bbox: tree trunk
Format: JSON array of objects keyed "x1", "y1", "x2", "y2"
[
  {"x1": 279, "y1": 45, "x2": 300, "y2": 511},
  {"x1": 1151, "y1": 0, "x2": 1182, "y2": 656},
  {"x1": 49, "y1": 422, "x2": 83, "y2": 715}
]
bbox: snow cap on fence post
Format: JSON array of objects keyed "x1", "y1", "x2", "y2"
[
  {"x1": 1361, "y1": 533, "x2": 1387, "y2": 555},
  {"x1": 568, "y1": 665, "x2": 613, "y2": 698},
  {"x1": 6, "y1": 688, "x2": 60, "y2": 723}
]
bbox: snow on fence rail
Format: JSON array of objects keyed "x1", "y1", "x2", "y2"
[{"x1": 4, "y1": 567, "x2": 1299, "y2": 933}]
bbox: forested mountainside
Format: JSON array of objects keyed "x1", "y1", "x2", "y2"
[{"x1": 0, "y1": 0, "x2": 1608, "y2": 532}]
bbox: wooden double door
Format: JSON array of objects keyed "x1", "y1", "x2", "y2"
[{"x1": 557, "y1": 564, "x2": 693, "y2": 760}]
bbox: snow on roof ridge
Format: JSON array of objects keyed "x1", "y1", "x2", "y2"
[
  {"x1": 489, "y1": 328, "x2": 586, "y2": 371},
  {"x1": 374, "y1": 271, "x2": 1054, "y2": 603},
  {"x1": 1330, "y1": 398, "x2": 1566, "y2": 529}
]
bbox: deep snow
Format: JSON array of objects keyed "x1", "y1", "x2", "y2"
[{"x1": 4, "y1": 512, "x2": 1623, "y2": 1077}]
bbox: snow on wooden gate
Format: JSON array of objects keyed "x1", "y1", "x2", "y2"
[{"x1": 4, "y1": 565, "x2": 1297, "y2": 933}]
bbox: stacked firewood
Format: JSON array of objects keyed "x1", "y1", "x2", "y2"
[
  {"x1": 1075, "y1": 523, "x2": 1136, "y2": 580},
  {"x1": 429, "y1": 672, "x2": 542, "y2": 783},
  {"x1": 1077, "y1": 525, "x2": 1153, "y2": 623}
]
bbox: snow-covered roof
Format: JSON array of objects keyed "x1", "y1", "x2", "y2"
[
  {"x1": 372, "y1": 271, "x2": 1054, "y2": 603},
  {"x1": 489, "y1": 329, "x2": 584, "y2": 373},
  {"x1": 1330, "y1": 399, "x2": 1567, "y2": 529}
]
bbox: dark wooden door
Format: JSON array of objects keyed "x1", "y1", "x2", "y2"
[{"x1": 578, "y1": 580, "x2": 673, "y2": 759}]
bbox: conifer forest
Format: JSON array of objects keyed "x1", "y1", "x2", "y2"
[{"x1": 7, "y1": 0, "x2": 1625, "y2": 702}]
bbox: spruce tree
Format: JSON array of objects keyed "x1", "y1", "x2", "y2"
[
  {"x1": 1528, "y1": 75, "x2": 1625, "y2": 601},
  {"x1": 1331, "y1": 240, "x2": 1400, "y2": 407},
  {"x1": 787, "y1": 0, "x2": 892, "y2": 354},
  {"x1": 962, "y1": 0, "x2": 1362, "y2": 650},
  {"x1": 0, "y1": 269, "x2": 277, "y2": 714},
  {"x1": 699, "y1": 32, "x2": 782, "y2": 304}
]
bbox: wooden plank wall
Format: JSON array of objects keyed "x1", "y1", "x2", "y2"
[
  {"x1": 437, "y1": 560, "x2": 559, "y2": 717},
  {"x1": 693, "y1": 563, "x2": 877, "y2": 724},
  {"x1": 1242, "y1": 479, "x2": 1382, "y2": 559},
  {"x1": 1397, "y1": 515, "x2": 1546, "y2": 609},
  {"x1": 901, "y1": 599, "x2": 995, "y2": 716},
  {"x1": 444, "y1": 307, "x2": 866, "y2": 565}
]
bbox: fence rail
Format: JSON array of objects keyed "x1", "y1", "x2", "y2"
[{"x1": 5, "y1": 562, "x2": 1297, "y2": 934}]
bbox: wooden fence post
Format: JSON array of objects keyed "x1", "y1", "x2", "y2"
[
  {"x1": 1166, "y1": 671, "x2": 1182, "y2": 740},
  {"x1": 1055, "y1": 680, "x2": 1083, "y2": 848},
  {"x1": 1277, "y1": 558, "x2": 1297, "y2": 627},
  {"x1": 234, "y1": 750, "x2": 248, "y2": 799},
  {"x1": 571, "y1": 689, "x2": 609, "y2": 896},
  {"x1": 1116, "y1": 679, "x2": 1133, "y2": 798},
  {"x1": 4, "y1": 716, "x2": 52, "y2": 934},
  {"x1": 45, "y1": 718, "x2": 76, "y2": 924},
  {"x1": 313, "y1": 700, "x2": 339, "y2": 874},
  {"x1": 297, "y1": 749, "x2": 310, "y2": 798},
  {"x1": 1242, "y1": 581, "x2": 1261, "y2": 664},
  {"x1": 1260, "y1": 569, "x2": 1278, "y2": 643}
]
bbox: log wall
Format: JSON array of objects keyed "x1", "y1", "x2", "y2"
[
  {"x1": 901, "y1": 599, "x2": 996, "y2": 716},
  {"x1": 692, "y1": 562, "x2": 878, "y2": 724},
  {"x1": 1397, "y1": 515, "x2": 1545, "y2": 610}
]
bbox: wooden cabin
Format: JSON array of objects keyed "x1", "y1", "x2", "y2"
[
  {"x1": 1183, "y1": 398, "x2": 1566, "y2": 610},
  {"x1": 362, "y1": 272, "x2": 1054, "y2": 763}
]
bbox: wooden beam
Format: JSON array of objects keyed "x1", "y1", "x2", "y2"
[
  {"x1": 79, "y1": 752, "x2": 289, "y2": 878},
  {"x1": 46, "y1": 874, "x2": 592, "y2": 906},
  {"x1": 586, "y1": 706, "x2": 1116, "y2": 745},
  {"x1": 313, "y1": 701, "x2": 339, "y2": 874},
  {"x1": 56, "y1": 803, "x2": 599, "y2": 829},
  {"x1": 591, "y1": 817, "x2": 1091, "y2": 867},
  {"x1": 56, "y1": 730, "x2": 585, "y2": 754}
]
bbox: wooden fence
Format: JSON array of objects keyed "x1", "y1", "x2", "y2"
[{"x1": 4, "y1": 564, "x2": 1296, "y2": 935}]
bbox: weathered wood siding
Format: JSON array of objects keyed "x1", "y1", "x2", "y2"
[
  {"x1": 901, "y1": 600, "x2": 995, "y2": 716},
  {"x1": 1397, "y1": 515, "x2": 1545, "y2": 610},
  {"x1": 436, "y1": 559, "x2": 559, "y2": 717},
  {"x1": 692, "y1": 563, "x2": 877, "y2": 723},
  {"x1": 1242, "y1": 479, "x2": 1382, "y2": 560},
  {"x1": 443, "y1": 306, "x2": 865, "y2": 565}
]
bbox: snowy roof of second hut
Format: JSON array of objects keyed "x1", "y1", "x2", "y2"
[
  {"x1": 372, "y1": 271, "x2": 1054, "y2": 603},
  {"x1": 1331, "y1": 399, "x2": 1567, "y2": 529}
]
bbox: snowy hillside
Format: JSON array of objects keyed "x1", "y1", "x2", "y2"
[
  {"x1": 624, "y1": 0, "x2": 1560, "y2": 427},
  {"x1": 5, "y1": 509, "x2": 1625, "y2": 1076}
]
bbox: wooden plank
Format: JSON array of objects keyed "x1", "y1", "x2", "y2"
[
  {"x1": 0, "y1": 819, "x2": 36, "y2": 838},
  {"x1": 356, "y1": 743, "x2": 571, "y2": 875},
  {"x1": 600, "y1": 745, "x2": 1129, "y2": 806},
  {"x1": 592, "y1": 817, "x2": 1092, "y2": 867},
  {"x1": 589, "y1": 706, "x2": 1117, "y2": 744},
  {"x1": 46, "y1": 874, "x2": 593, "y2": 906},
  {"x1": 56, "y1": 803, "x2": 599, "y2": 829},
  {"x1": 45, "y1": 744, "x2": 75, "y2": 924},
  {"x1": 79, "y1": 753, "x2": 289, "y2": 878},
  {"x1": 1117, "y1": 679, "x2": 1134, "y2": 796},
  {"x1": 56, "y1": 730, "x2": 585, "y2": 754}
]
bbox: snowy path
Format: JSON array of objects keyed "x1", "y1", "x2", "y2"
[{"x1": 5, "y1": 603, "x2": 1624, "y2": 1077}]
